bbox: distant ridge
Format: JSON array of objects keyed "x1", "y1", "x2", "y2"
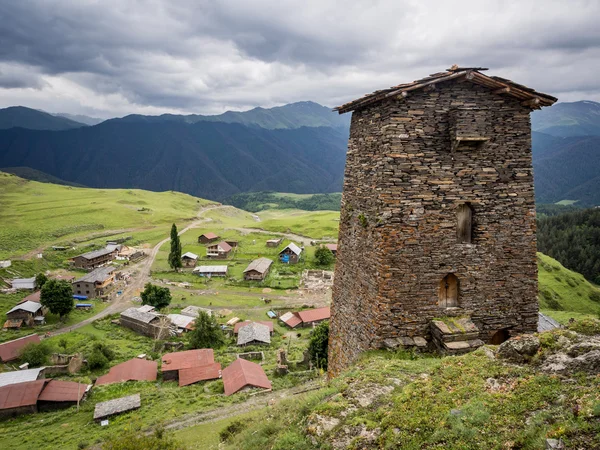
[
  {"x1": 532, "y1": 100, "x2": 600, "y2": 137},
  {"x1": 0, "y1": 167, "x2": 86, "y2": 187},
  {"x1": 53, "y1": 113, "x2": 104, "y2": 126},
  {"x1": 0, "y1": 106, "x2": 87, "y2": 130}
]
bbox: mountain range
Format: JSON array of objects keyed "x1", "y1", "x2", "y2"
[{"x1": 0, "y1": 101, "x2": 598, "y2": 205}]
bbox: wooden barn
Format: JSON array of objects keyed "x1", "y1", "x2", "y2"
[
  {"x1": 243, "y1": 258, "x2": 273, "y2": 281},
  {"x1": 279, "y1": 243, "x2": 302, "y2": 264},
  {"x1": 198, "y1": 232, "x2": 219, "y2": 244}
]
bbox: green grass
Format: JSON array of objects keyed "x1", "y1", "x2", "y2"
[
  {"x1": 0, "y1": 172, "x2": 213, "y2": 258},
  {"x1": 555, "y1": 199, "x2": 579, "y2": 206},
  {"x1": 255, "y1": 209, "x2": 340, "y2": 239},
  {"x1": 537, "y1": 252, "x2": 600, "y2": 323}
]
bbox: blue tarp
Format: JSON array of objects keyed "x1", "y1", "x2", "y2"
[
  {"x1": 281, "y1": 254, "x2": 290, "y2": 263},
  {"x1": 73, "y1": 295, "x2": 88, "y2": 300},
  {"x1": 76, "y1": 303, "x2": 93, "y2": 308}
]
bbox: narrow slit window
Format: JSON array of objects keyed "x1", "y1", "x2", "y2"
[{"x1": 457, "y1": 203, "x2": 473, "y2": 244}]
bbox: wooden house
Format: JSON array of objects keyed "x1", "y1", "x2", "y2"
[
  {"x1": 206, "y1": 241, "x2": 232, "y2": 259},
  {"x1": 119, "y1": 307, "x2": 163, "y2": 338},
  {"x1": 5, "y1": 301, "x2": 46, "y2": 327},
  {"x1": 72, "y1": 266, "x2": 115, "y2": 298},
  {"x1": 71, "y1": 248, "x2": 117, "y2": 270},
  {"x1": 243, "y1": 258, "x2": 273, "y2": 281},
  {"x1": 181, "y1": 252, "x2": 198, "y2": 267},
  {"x1": 279, "y1": 243, "x2": 302, "y2": 264},
  {"x1": 193, "y1": 265, "x2": 228, "y2": 277},
  {"x1": 198, "y1": 232, "x2": 219, "y2": 244}
]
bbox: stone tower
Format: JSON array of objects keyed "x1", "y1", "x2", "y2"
[{"x1": 328, "y1": 67, "x2": 556, "y2": 376}]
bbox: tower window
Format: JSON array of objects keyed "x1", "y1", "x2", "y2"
[{"x1": 457, "y1": 203, "x2": 473, "y2": 244}]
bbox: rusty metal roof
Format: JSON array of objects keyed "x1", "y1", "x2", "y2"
[
  {"x1": 161, "y1": 349, "x2": 214, "y2": 372},
  {"x1": 38, "y1": 380, "x2": 88, "y2": 402},
  {"x1": 178, "y1": 362, "x2": 221, "y2": 387},
  {"x1": 222, "y1": 358, "x2": 271, "y2": 396},
  {"x1": 335, "y1": 66, "x2": 557, "y2": 114},
  {"x1": 201, "y1": 232, "x2": 219, "y2": 239},
  {"x1": 19, "y1": 291, "x2": 41, "y2": 304},
  {"x1": 233, "y1": 321, "x2": 274, "y2": 334},
  {"x1": 325, "y1": 244, "x2": 337, "y2": 251},
  {"x1": 0, "y1": 380, "x2": 46, "y2": 410},
  {"x1": 297, "y1": 307, "x2": 331, "y2": 324},
  {"x1": 279, "y1": 312, "x2": 302, "y2": 328},
  {"x1": 96, "y1": 358, "x2": 158, "y2": 386},
  {"x1": 0, "y1": 334, "x2": 41, "y2": 362}
]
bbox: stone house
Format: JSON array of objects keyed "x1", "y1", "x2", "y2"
[
  {"x1": 72, "y1": 266, "x2": 115, "y2": 298},
  {"x1": 71, "y1": 248, "x2": 117, "y2": 270},
  {"x1": 278, "y1": 243, "x2": 302, "y2": 264},
  {"x1": 120, "y1": 307, "x2": 163, "y2": 338},
  {"x1": 243, "y1": 257, "x2": 273, "y2": 281},
  {"x1": 328, "y1": 66, "x2": 556, "y2": 376}
]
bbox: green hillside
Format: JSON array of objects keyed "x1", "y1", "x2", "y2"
[
  {"x1": 0, "y1": 172, "x2": 213, "y2": 258},
  {"x1": 0, "y1": 106, "x2": 86, "y2": 130},
  {"x1": 538, "y1": 252, "x2": 600, "y2": 323}
]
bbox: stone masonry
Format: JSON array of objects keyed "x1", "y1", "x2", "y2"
[{"x1": 328, "y1": 67, "x2": 557, "y2": 376}]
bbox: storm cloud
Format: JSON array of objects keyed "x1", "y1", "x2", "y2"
[{"x1": 1, "y1": 0, "x2": 599, "y2": 118}]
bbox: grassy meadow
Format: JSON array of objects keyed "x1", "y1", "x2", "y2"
[{"x1": 0, "y1": 172, "x2": 213, "y2": 259}]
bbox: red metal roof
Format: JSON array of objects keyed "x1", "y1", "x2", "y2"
[
  {"x1": 325, "y1": 244, "x2": 337, "y2": 252},
  {"x1": 38, "y1": 380, "x2": 87, "y2": 402},
  {"x1": 233, "y1": 321, "x2": 274, "y2": 334},
  {"x1": 161, "y1": 349, "x2": 214, "y2": 372},
  {"x1": 280, "y1": 312, "x2": 302, "y2": 328},
  {"x1": 0, "y1": 380, "x2": 45, "y2": 410},
  {"x1": 216, "y1": 241, "x2": 232, "y2": 252},
  {"x1": 202, "y1": 232, "x2": 219, "y2": 239},
  {"x1": 0, "y1": 334, "x2": 41, "y2": 362},
  {"x1": 96, "y1": 358, "x2": 158, "y2": 386},
  {"x1": 178, "y1": 362, "x2": 221, "y2": 387},
  {"x1": 297, "y1": 307, "x2": 331, "y2": 324},
  {"x1": 222, "y1": 358, "x2": 271, "y2": 396},
  {"x1": 19, "y1": 291, "x2": 41, "y2": 304}
]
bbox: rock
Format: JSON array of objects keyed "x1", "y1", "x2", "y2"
[
  {"x1": 542, "y1": 350, "x2": 600, "y2": 374},
  {"x1": 485, "y1": 377, "x2": 502, "y2": 393},
  {"x1": 413, "y1": 337, "x2": 428, "y2": 348},
  {"x1": 545, "y1": 438, "x2": 564, "y2": 449},
  {"x1": 497, "y1": 335, "x2": 540, "y2": 362},
  {"x1": 481, "y1": 346, "x2": 496, "y2": 360},
  {"x1": 307, "y1": 414, "x2": 340, "y2": 437},
  {"x1": 566, "y1": 341, "x2": 600, "y2": 358},
  {"x1": 450, "y1": 409, "x2": 463, "y2": 416},
  {"x1": 399, "y1": 336, "x2": 415, "y2": 346},
  {"x1": 383, "y1": 338, "x2": 400, "y2": 349}
]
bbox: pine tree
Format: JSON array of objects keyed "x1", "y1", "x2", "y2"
[{"x1": 168, "y1": 223, "x2": 182, "y2": 271}]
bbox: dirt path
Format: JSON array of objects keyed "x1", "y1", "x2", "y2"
[
  {"x1": 164, "y1": 379, "x2": 324, "y2": 431},
  {"x1": 48, "y1": 205, "x2": 227, "y2": 336}
]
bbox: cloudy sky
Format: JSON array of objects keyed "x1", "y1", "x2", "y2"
[{"x1": 1, "y1": 0, "x2": 599, "y2": 118}]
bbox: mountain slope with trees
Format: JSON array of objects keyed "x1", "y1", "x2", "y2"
[
  {"x1": 0, "y1": 106, "x2": 87, "y2": 130},
  {"x1": 532, "y1": 101, "x2": 600, "y2": 137}
]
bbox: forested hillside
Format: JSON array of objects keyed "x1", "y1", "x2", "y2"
[
  {"x1": 0, "y1": 106, "x2": 87, "y2": 130},
  {"x1": 537, "y1": 208, "x2": 600, "y2": 284},
  {"x1": 225, "y1": 191, "x2": 342, "y2": 212}
]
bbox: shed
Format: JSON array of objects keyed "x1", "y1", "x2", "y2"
[
  {"x1": 243, "y1": 258, "x2": 273, "y2": 281},
  {"x1": 233, "y1": 321, "x2": 274, "y2": 335},
  {"x1": 325, "y1": 244, "x2": 338, "y2": 256},
  {"x1": 181, "y1": 252, "x2": 199, "y2": 267},
  {"x1": 167, "y1": 314, "x2": 195, "y2": 331},
  {"x1": 222, "y1": 358, "x2": 272, "y2": 396},
  {"x1": 37, "y1": 380, "x2": 90, "y2": 411},
  {"x1": 6, "y1": 301, "x2": 45, "y2": 326},
  {"x1": 120, "y1": 307, "x2": 162, "y2": 338},
  {"x1": 178, "y1": 363, "x2": 221, "y2": 387},
  {"x1": 225, "y1": 240, "x2": 238, "y2": 248},
  {"x1": 0, "y1": 367, "x2": 45, "y2": 388},
  {"x1": 138, "y1": 305, "x2": 155, "y2": 313},
  {"x1": 94, "y1": 393, "x2": 141, "y2": 421},
  {"x1": 11, "y1": 278, "x2": 36, "y2": 290},
  {"x1": 266, "y1": 237, "x2": 283, "y2": 248},
  {"x1": 193, "y1": 265, "x2": 228, "y2": 277},
  {"x1": 297, "y1": 307, "x2": 331, "y2": 326},
  {"x1": 198, "y1": 232, "x2": 220, "y2": 244},
  {"x1": 279, "y1": 243, "x2": 302, "y2": 264},
  {"x1": 0, "y1": 380, "x2": 46, "y2": 418},
  {"x1": 279, "y1": 312, "x2": 302, "y2": 329},
  {"x1": 237, "y1": 323, "x2": 271, "y2": 346},
  {"x1": 0, "y1": 335, "x2": 41, "y2": 363},
  {"x1": 206, "y1": 241, "x2": 232, "y2": 259},
  {"x1": 96, "y1": 359, "x2": 158, "y2": 386},
  {"x1": 161, "y1": 349, "x2": 215, "y2": 382},
  {"x1": 181, "y1": 305, "x2": 213, "y2": 318}
]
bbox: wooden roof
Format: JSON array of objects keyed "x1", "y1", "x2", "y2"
[
  {"x1": 296, "y1": 307, "x2": 331, "y2": 324},
  {"x1": 335, "y1": 66, "x2": 557, "y2": 114}
]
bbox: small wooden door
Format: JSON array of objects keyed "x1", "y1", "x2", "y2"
[{"x1": 438, "y1": 274, "x2": 459, "y2": 308}]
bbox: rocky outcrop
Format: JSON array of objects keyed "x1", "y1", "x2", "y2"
[{"x1": 497, "y1": 335, "x2": 540, "y2": 363}]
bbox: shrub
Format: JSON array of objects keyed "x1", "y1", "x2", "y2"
[
  {"x1": 219, "y1": 420, "x2": 247, "y2": 442},
  {"x1": 188, "y1": 311, "x2": 225, "y2": 349},
  {"x1": 20, "y1": 342, "x2": 51, "y2": 367},
  {"x1": 567, "y1": 318, "x2": 600, "y2": 336},
  {"x1": 314, "y1": 246, "x2": 334, "y2": 266},
  {"x1": 141, "y1": 283, "x2": 172, "y2": 309},
  {"x1": 589, "y1": 290, "x2": 600, "y2": 304},
  {"x1": 308, "y1": 321, "x2": 329, "y2": 370},
  {"x1": 93, "y1": 342, "x2": 115, "y2": 361},
  {"x1": 87, "y1": 348, "x2": 109, "y2": 370},
  {"x1": 102, "y1": 423, "x2": 184, "y2": 450}
]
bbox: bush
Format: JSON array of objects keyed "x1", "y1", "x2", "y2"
[
  {"x1": 93, "y1": 342, "x2": 115, "y2": 361},
  {"x1": 314, "y1": 246, "x2": 334, "y2": 266},
  {"x1": 308, "y1": 321, "x2": 329, "y2": 370},
  {"x1": 219, "y1": 420, "x2": 247, "y2": 442},
  {"x1": 87, "y1": 348, "x2": 109, "y2": 370},
  {"x1": 20, "y1": 342, "x2": 51, "y2": 367},
  {"x1": 141, "y1": 283, "x2": 172, "y2": 309},
  {"x1": 567, "y1": 318, "x2": 600, "y2": 336}
]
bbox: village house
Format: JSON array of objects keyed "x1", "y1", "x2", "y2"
[
  {"x1": 266, "y1": 237, "x2": 283, "y2": 248},
  {"x1": 328, "y1": 66, "x2": 557, "y2": 376},
  {"x1": 325, "y1": 244, "x2": 338, "y2": 257},
  {"x1": 95, "y1": 358, "x2": 158, "y2": 386},
  {"x1": 72, "y1": 266, "x2": 115, "y2": 298},
  {"x1": 120, "y1": 306, "x2": 164, "y2": 338},
  {"x1": 167, "y1": 314, "x2": 195, "y2": 332},
  {"x1": 243, "y1": 257, "x2": 273, "y2": 281},
  {"x1": 279, "y1": 243, "x2": 302, "y2": 264},
  {"x1": 193, "y1": 265, "x2": 228, "y2": 277},
  {"x1": 233, "y1": 321, "x2": 274, "y2": 335},
  {"x1": 206, "y1": 241, "x2": 232, "y2": 259},
  {"x1": 198, "y1": 232, "x2": 219, "y2": 244},
  {"x1": 5, "y1": 301, "x2": 47, "y2": 328},
  {"x1": 0, "y1": 335, "x2": 41, "y2": 363},
  {"x1": 237, "y1": 322, "x2": 271, "y2": 346},
  {"x1": 181, "y1": 252, "x2": 199, "y2": 267},
  {"x1": 11, "y1": 277, "x2": 36, "y2": 290},
  {"x1": 71, "y1": 247, "x2": 117, "y2": 270},
  {"x1": 222, "y1": 358, "x2": 271, "y2": 396},
  {"x1": 279, "y1": 311, "x2": 303, "y2": 329},
  {"x1": 181, "y1": 305, "x2": 213, "y2": 318},
  {"x1": 161, "y1": 349, "x2": 220, "y2": 386}
]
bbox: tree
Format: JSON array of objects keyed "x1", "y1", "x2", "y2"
[
  {"x1": 308, "y1": 321, "x2": 329, "y2": 370},
  {"x1": 314, "y1": 246, "x2": 334, "y2": 266},
  {"x1": 141, "y1": 283, "x2": 172, "y2": 309},
  {"x1": 40, "y1": 279, "x2": 74, "y2": 318},
  {"x1": 188, "y1": 311, "x2": 225, "y2": 349},
  {"x1": 35, "y1": 273, "x2": 48, "y2": 290},
  {"x1": 168, "y1": 223, "x2": 182, "y2": 271},
  {"x1": 20, "y1": 342, "x2": 51, "y2": 367}
]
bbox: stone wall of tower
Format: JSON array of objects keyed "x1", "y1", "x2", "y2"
[{"x1": 329, "y1": 81, "x2": 539, "y2": 376}]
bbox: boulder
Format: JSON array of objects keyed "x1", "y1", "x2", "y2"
[
  {"x1": 497, "y1": 335, "x2": 540, "y2": 363},
  {"x1": 542, "y1": 350, "x2": 600, "y2": 374}
]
